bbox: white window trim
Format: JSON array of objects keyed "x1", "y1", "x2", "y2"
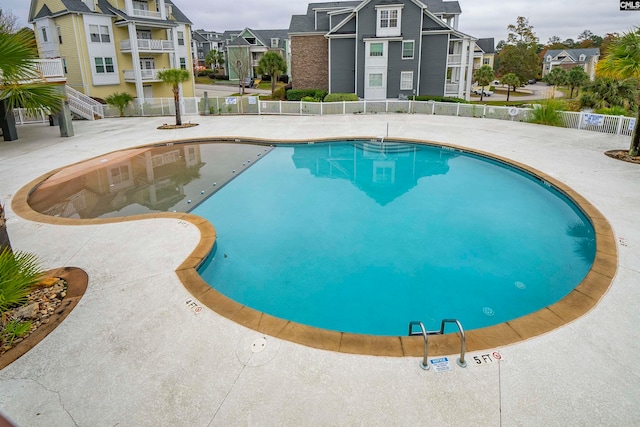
[
  {"x1": 400, "y1": 71, "x2": 413, "y2": 91},
  {"x1": 376, "y1": 6, "x2": 402, "y2": 37},
  {"x1": 177, "y1": 31, "x2": 185, "y2": 46},
  {"x1": 402, "y1": 40, "x2": 414, "y2": 60},
  {"x1": 41, "y1": 27, "x2": 48, "y2": 43},
  {"x1": 89, "y1": 25, "x2": 110, "y2": 43},
  {"x1": 94, "y1": 57, "x2": 115, "y2": 74}
]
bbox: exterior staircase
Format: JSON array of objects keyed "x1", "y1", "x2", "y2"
[{"x1": 65, "y1": 86, "x2": 104, "y2": 120}]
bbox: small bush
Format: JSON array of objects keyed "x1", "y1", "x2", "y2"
[
  {"x1": 410, "y1": 95, "x2": 469, "y2": 103},
  {"x1": 301, "y1": 96, "x2": 321, "y2": 102},
  {"x1": 286, "y1": 89, "x2": 328, "y2": 101},
  {"x1": 594, "y1": 106, "x2": 634, "y2": 116},
  {"x1": 324, "y1": 93, "x2": 359, "y2": 102},
  {"x1": 272, "y1": 86, "x2": 286, "y2": 100},
  {"x1": 0, "y1": 248, "x2": 43, "y2": 316},
  {"x1": 528, "y1": 99, "x2": 565, "y2": 127}
]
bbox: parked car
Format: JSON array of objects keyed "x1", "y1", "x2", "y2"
[
  {"x1": 527, "y1": 79, "x2": 537, "y2": 84},
  {"x1": 472, "y1": 88, "x2": 494, "y2": 96}
]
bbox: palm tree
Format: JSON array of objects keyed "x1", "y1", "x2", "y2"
[
  {"x1": 543, "y1": 67, "x2": 568, "y2": 98},
  {"x1": 567, "y1": 66, "x2": 589, "y2": 98},
  {"x1": 157, "y1": 68, "x2": 191, "y2": 126},
  {"x1": 105, "y1": 92, "x2": 134, "y2": 117},
  {"x1": 579, "y1": 77, "x2": 637, "y2": 111},
  {"x1": 597, "y1": 28, "x2": 640, "y2": 156},
  {"x1": 1, "y1": 27, "x2": 65, "y2": 142},
  {"x1": 473, "y1": 65, "x2": 494, "y2": 102},
  {"x1": 501, "y1": 73, "x2": 520, "y2": 101},
  {"x1": 257, "y1": 52, "x2": 287, "y2": 95}
]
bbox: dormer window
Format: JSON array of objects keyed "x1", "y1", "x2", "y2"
[
  {"x1": 579, "y1": 54, "x2": 586, "y2": 61},
  {"x1": 376, "y1": 5, "x2": 402, "y2": 37},
  {"x1": 546, "y1": 55, "x2": 552, "y2": 62},
  {"x1": 271, "y1": 38, "x2": 279, "y2": 48}
]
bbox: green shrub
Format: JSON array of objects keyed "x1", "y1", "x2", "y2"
[
  {"x1": 301, "y1": 96, "x2": 321, "y2": 102},
  {"x1": 410, "y1": 95, "x2": 469, "y2": 103},
  {"x1": 105, "y1": 92, "x2": 134, "y2": 117},
  {"x1": 528, "y1": 99, "x2": 565, "y2": 127},
  {"x1": 594, "y1": 106, "x2": 634, "y2": 116},
  {"x1": 324, "y1": 93, "x2": 359, "y2": 102},
  {"x1": 2, "y1": 319, "x2": 33, "y2": 345},
  {"x1": 0, "y1": 248, "x2": 43, "y2": 318},
  {"x1": 286, "y1": 89, "x2": 328, "y2": 101}
]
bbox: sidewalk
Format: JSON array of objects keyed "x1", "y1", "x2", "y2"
[{"x1": 0, "y1": 115, "x2": 638, "y2": 426}]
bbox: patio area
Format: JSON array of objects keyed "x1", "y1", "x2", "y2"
[{"x1": 0, "y1": 114, "x2": 638, "y2": 426}]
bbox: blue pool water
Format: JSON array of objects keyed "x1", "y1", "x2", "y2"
[{"x1": 194, "y1": 141, "x2": 595, "y2": 336}]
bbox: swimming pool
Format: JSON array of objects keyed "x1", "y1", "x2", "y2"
[{"x1": 194, "y1": 140, "x2": 596, "y2": 336}]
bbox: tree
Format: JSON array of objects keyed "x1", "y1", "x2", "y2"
[
  {"x1": 567, "y1": 66, "x2": 589, "y2": 98},
  {"x1": 580, "y1": 78, "x2": 638, "y2": 111},
  {"x1": 105, "y1": 92, "x2": 134, "y2": 117},
  {"x1": 473, "y1": 65, "x2": 494, "y2": 101},
  {"x1": 597, "y1": 27, "x2": 640, "y2": 156},
  {"x1": 498, "y1": 17, "x2": 540, "y2": 84},
  {"x1": 205, "y1": 49, "x2": 224, "y2": 70},
  {"x1": 157, "y1": 68, "x2": 191, "y2": 126},
  {"x1": 0, "y1": 8, "x2": 19, "y2": 34},
  {"x1": 257, "y1": 51, "x2": 287, "y2": 95},
  {"x1": 1, "y1": 26, "x2": 64, "y2": 143},
  {"x1": 501, "y1": 73, "x2": 520, "y2": 101},
  {"x1": 227, "y1": 48, "x2": 251, "y2": 94},
  {"x1": 544, "y1": 67, "x2": 568, "y2": 88}
]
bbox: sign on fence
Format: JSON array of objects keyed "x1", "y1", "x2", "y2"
[
  {"x1": 225, "y1": 97, "x2": 237, "y2": 105},
  {"x1": 584, "y1": 114, "x2": 604, "y2": 127},
  {"x1": 630, "y1": 118, "x2": 637, "y2": 131}
]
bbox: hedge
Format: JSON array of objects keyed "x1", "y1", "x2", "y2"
[
  {"x1": 286, "y1": 89, "x2": 328, "y2": 101},
  {"x1": 324, "y1": 93, "x2": 359, "y2": 102}
]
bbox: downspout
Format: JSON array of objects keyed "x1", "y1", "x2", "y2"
[
  {"x1": 355, "y1": 13, "x2": 358, "y2": 96},
  {"x1": 72, "y1": 13, "x2": 89, "y2": 95}
]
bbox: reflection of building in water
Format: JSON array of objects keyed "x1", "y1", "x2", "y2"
[
  {"x1": 291, "y1": 141, "x2": 456, "y2": 205},
  {"x1": 29, "y1": 145, "x2": 204, "y2": 218}
]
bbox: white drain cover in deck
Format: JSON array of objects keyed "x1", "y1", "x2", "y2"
[{"x1": 251, "y1": 337, "x2": 267, "y2": 353}]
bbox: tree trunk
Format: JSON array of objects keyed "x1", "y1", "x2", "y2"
[
  {"x1": 630, "y1": 109, "x2": 640, "y2": 156},
  {"x1": 507, "y1": 87, "x2": 511, "y2": 102},
  {"x1": 271, "y1": 77, "x2": 276, "y2": 95},
  {"x1": 173, "y1": 88, "x2": 181, "y2": 126},
  {"x1": 0, "y1": 203, "x2": 12, "y2": 254}
]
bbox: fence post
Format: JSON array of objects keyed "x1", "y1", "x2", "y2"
[
  {"x1": 616, "y1": 116, "x2": 624, "y2": 135},
  {"x1": 343, "y1": 101, "x2": 346, "y2": 115},
  {"x1": 364, "y1": 100, "x2": 367, "y2": 114},
  {"x1": 483, "y1": 105, "x2": 487, "y2": 118},
  {"x1": 320, "y1": 102, "x2": 323, "y2": 116},
  {"x1": 386, "y1": 100, "x2": 389, "y2": 113},
  {"x1": 456, "y1": 103, "x2": 460, "y2": 116},
  {"x1": 279, "y1": 100, "x2": 282, "y2": 115},
  {"x1": 258, "y1": 99, "x2": 261, "y2": 115},
  {"x1": 578, "y1": 112, "x2": 584, "y2": 130}
]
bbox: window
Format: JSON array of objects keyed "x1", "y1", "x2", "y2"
[
  {"x1": 369, "y1": 73, "x2": 383, "y2": 87},
  {"x1": 57, "y1": 26, "x2": 62, "y2": 44},
  {"x1": 271, "y1": 38, "x2": 279, "y2": 48},
  {"x1": 376, "y1": 7, "x2": 402, "y2": 37},
  {"x1": 94, "y1": 57, "x2": 115, "y2": 74},
  {"x1": 400, "y1": 71, "x2": 413, "y2": 90},
  {"x1": 62, "y1": 58, "x2": 68, "y2": 74},
  {"x1": 41, "y1": 27, "x2": 48, "y2": 43},
  {"x1": 177, "y1": 31, "x2": 184, "y2": 46},
  {"x1": 483, "y1": 58, "x2": 490, "y2": 65},
  {"x1": 546, "y1": 55, "x2": 552, "y2": 62},
  {"x1": 579, "y1": 54, "x2": 586, "y2": 61},
  {"x1": 89, "y1": 25, "x2": 110, "y2": 43},
  {"x1": 380, "y1": 9, "x2": 398, "y2": 28},
  {"x1": 179, "y1": 57, "x2": 186, "y2": 70},
  {"x1": 370, "y1": 43, "x2": 383, "y2": 57},
  {"x1": 402, "y1": 41, "x2": 414, "y2": 59},
  {"x1": 110, "y1": 166, "x2": 130, "y2": 185}
]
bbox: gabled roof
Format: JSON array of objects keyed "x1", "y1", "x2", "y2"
[
  {"x1": 166, "y1": 0, "x2": 192, "y2": 25},
  {"x1": 544, "y1": 48, "x2": 600, "y2": 62},
  {"x1": 476, "y1": 38, "x2": 495, "y2": 54},
  {"x1": 33, "y1": 4, "x2": 54, "y2": 20}
]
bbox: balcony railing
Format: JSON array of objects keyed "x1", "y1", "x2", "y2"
[
  {"x1": 34, "y1": 58, "x2": 65, "y2": 80},
  {"x1": 447, "y1": 54, "x2": 463, "y2": 65},
  {"x1": 131, "y1": 9, "x2": 162, "y2": 19},
  {"x1": 123, "y1": 69, "x2": 161, "y2": 82},
  {"x1": 120, "y1": 39, "x2": 174, "y2": 52},
  {"x1": 445, "y1": 83, "x2": 460, "y2": 94}
]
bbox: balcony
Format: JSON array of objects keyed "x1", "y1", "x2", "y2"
[
  {"x1": 130, "y1": 9, "x2": 162, "y2": 19},
  {"x1": 447, "y1": 54, "x2": 462, "y2": 65},
  {"x1": 445, "y1": 83, "x2": 460, "y2": 95},
  {"x1": 34, "y1": 59, "x2": 65, "y2": 80},
  {"x1": 123, "y1": 69, "x2": 161, "y2": 82},
  {"x1": 120, "y1": 39, "x2": 174, "y2": 53}
]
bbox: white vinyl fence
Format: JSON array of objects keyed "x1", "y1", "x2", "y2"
[{"x1": 18, "y1": 97, "x2": 637, "y2": 138}]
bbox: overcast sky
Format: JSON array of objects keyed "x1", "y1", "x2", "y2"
[{"x1": 4, "y1": 0, "x2": 639, "y2": 45}]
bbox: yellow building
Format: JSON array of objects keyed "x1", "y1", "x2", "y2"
[{"x1": 28, "y1": 0, "x2": 195, "y2": 101}]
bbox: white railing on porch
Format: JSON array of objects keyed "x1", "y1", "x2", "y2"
[
  {"x1": 120, "y1": 39, "x2": 174, "y2": 52},
  {"x1": 34, "y1": 58, "x2": 65, "y2": 80},
  {"x1": 123, "y1": 69, "x2": 161, "y2": 81},
  {"x1": 65, "y1": 85, "x2": 104, "y2": 120},
  {"x1": 131, "y1": 9, "x2": 161, "y2": 19}
]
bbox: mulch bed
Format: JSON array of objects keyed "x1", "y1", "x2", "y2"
[
  {"x1": 605, "y1": 150, "x2": 640, "y2": 164},
  {"x1": 157, "y1": 123, "x2": 199, "y2": 130}
]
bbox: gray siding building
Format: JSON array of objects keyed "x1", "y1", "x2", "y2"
[{"x1": 289, "y1": 0, "x2": 478, "y2": 100}]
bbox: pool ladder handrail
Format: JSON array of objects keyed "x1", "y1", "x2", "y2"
[{"x1": 408, "y1": 319, "x2": 467, "y2": 370}]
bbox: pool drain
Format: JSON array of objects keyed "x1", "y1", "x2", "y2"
[{"x1": 251, "y1": 337, "x2": 267, "y2": 353}]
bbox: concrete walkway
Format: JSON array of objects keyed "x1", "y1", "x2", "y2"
[{"x1": 0, "y1": 114, "x2": 638, "y2": 426}]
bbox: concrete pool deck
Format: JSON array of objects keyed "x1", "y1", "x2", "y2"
[{"x1": 0, "y1": 115, "x2": 638, "y2": 425}]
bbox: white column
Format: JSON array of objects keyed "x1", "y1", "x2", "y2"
[
  {"x1": 464, "y1": 39, "x2": 475, "y2": 101},
  {"x1": 127, "y1": 22, "x2": 145, "y2": 100},
  {"x1": 159, "y1": 0, "x2": 167, "y2": 20}
]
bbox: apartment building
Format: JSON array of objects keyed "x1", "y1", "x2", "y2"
[{"x1": 28, "y1": 0, "x2": 195, "y2": 101}]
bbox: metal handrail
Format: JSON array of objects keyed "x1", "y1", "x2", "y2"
[
  {"x1": 408, "y1": 321, "x2": 429, "y2": 370},
  {"x1": 408, "y1": 319, "x2": 467, "y2": 370}
]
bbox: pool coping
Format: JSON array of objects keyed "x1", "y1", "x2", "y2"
[{"x1": 11, "y1": 136, "x2": 617, "y2": 358}]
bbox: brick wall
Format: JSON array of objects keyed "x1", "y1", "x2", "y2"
[{"x1": 291, "y1": 35, "x2": 329, "y2": 90}]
